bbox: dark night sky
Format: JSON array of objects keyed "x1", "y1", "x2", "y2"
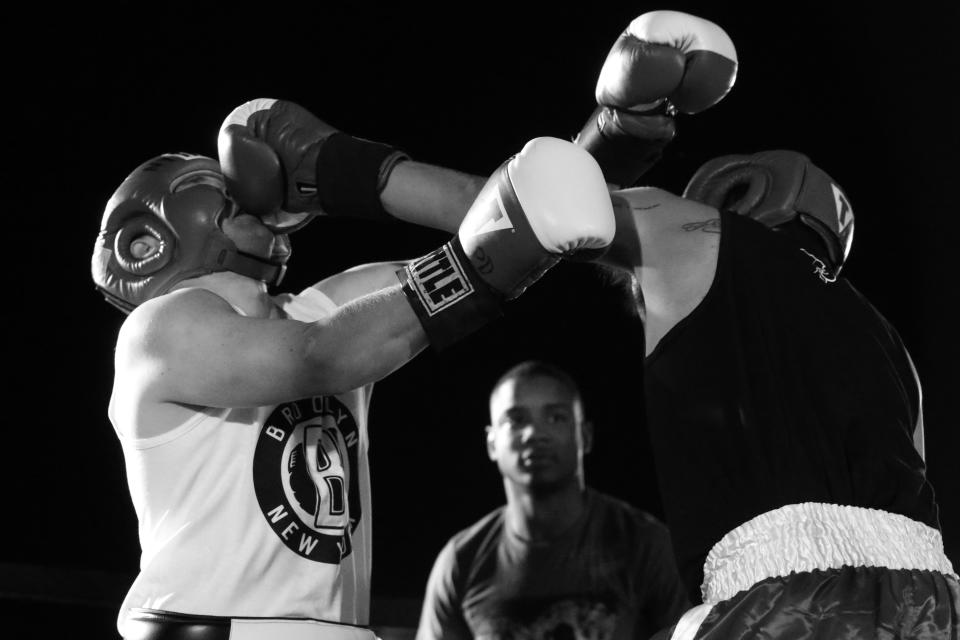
[{"x1": 4, "y1": 1, "x2": 958, "y2": 629}]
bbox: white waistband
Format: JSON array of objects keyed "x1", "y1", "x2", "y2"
[
  {"x1": 701, "y1": 503, "x2": 957, "y2": 604},
  {"x1": 230, "y1": 618, "x2": 378, "y2": 640}
]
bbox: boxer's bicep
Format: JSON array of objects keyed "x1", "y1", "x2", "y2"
[
  {"x1": 119, "y1": 289, "x2": 316, "y2": 408},
  {"x1": 121, "y1": 287, "x2": 425, "y2": 409}
]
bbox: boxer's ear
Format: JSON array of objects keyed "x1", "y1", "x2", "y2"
[{"x1": 485, "y1": 424, "x2": 497, "y2": 461}]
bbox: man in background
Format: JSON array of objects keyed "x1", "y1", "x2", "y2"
[{"x1": 417, "y1": 360, "x2": 688, "y2": 640}]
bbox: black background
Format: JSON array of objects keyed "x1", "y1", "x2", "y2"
[{"x1": 4, "y1": 3, "x2": 958, "y2": 636}]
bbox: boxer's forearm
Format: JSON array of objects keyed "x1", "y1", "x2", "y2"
[
  {"x1": 300, "y1": 285, "x2": 429, "y2": 395},
  {"x1": 381, "y1": 161, "x2": 485, "y2": 233}
]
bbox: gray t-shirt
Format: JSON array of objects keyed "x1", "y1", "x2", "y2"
[{"x1": 416, "y1": 489, "x2": 689, "y2": 640}]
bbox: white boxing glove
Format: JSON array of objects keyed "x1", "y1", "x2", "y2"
[{"x1": 398, "y1": 137, "x2": 615, "y2": 348}]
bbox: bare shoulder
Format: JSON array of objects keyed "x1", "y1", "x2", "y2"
[
  {"x1": 117, "y1": 287, "x2": 235, "y2": 359},
  {"x1": 113, "y1": 288, "x2": 240, "y2": 438},
  {"x1": 309, "y1": 261, "x2": 408, "y2": 306},
  {"x1": 614, "y1": 187, "x2": 718, "y2": 235},
  {"x1": 115, "y1": 287, "x2": 238, "y2": 389},
  {"x1": 609, "y1": 187, "x2": 720, "y2": 274},
  {"x1": 611, "y1": 188, "x2": 721, "y2": 354}
]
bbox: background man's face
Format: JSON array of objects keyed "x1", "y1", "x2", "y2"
[{"x1": 487, "y1": 375, "x2": 588, "y2": 492}]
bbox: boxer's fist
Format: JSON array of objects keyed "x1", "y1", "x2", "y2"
[
  {"x1": 576, "y1": 11, "x2": 738, "y2": 188},
  {"x1": 597, "y1": 11, "x2": 737, "y2": 114},
  {"x1": 218, "y1": 98, "x2": 409, "y2": 228},
  {"x1": 460, "y1": 137, "x2": 615, "y2": 298},
  {"x1": 398, "y1": 137, "x2": 615, "y2": 349},
  {"x1": 684, "y1": 150, "x2": 854, "y2": 281}
]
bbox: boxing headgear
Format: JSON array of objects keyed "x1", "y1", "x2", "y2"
[
  {"x1": 91, "y1": 153, "x2": 288, "y2": 313},
  {"x1": 683, "y1": 150, "x2": 854, "y2": 281}
]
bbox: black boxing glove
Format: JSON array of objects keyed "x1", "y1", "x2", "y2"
[
  {"x1": 683, "y1": 150, "x2": 854, "y2": 281},
  {"x1": 576, "y1": 10, "x2": 738, "y2": 188},
  {"x1": 218, "y1": 98, "x2": 409, "y2": 229}
]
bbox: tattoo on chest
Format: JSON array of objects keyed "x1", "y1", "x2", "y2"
[{"x1": 681, "y1": 218, "x2": 721, "y2": 233}]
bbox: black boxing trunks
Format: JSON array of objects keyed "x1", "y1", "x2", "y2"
[{"x1": 659, "y1": 503, "x2": 959, "y2": 640}]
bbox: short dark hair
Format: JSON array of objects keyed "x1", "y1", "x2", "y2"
[{"x1": 489, "y1": 360, "x2": 583, "y2": 408}]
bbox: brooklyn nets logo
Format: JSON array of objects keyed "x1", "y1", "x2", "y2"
[{"x1": 253, "y1": 396, "x2": 361, "y2": 564}]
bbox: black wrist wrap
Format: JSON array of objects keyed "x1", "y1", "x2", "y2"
[
  {"x1": 397, "y1": 236, "x2": 503, "y2": 350},
  {"x1": 315, "y1": 132, "x2": 410, "y2": 219},
  {"x1": 575, "y1": 105, "x2": 670, "y2": 188}
]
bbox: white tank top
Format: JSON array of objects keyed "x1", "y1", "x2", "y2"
[{"x1": 112, "y1": 288, "x2": 374, "y2": 632}]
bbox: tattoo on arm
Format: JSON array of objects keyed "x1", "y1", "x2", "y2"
[{"x1": 681, "y1": 218, "x2": 721, "y2": 233}]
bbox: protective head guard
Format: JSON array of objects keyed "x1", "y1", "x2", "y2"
[
  {"x1": 91, "y1": 152, "x2": 289, "y2": 313},
  {"x1": 683, "y1": 150, "x2": 854, "y2": 281}
]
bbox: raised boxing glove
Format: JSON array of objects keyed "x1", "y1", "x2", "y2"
[
  {"x1": 683, "y1": 150, "x2": 854, "y2": 282},
  {"x1": 398, "y1": 137, "x2": 615, "y2": 349},
  {"x1": 576, "y1": 10, "x2": 738, "y2": 188},
  {"x1": 218, "y1": 98, "x2": 409, "y2": 230}
]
